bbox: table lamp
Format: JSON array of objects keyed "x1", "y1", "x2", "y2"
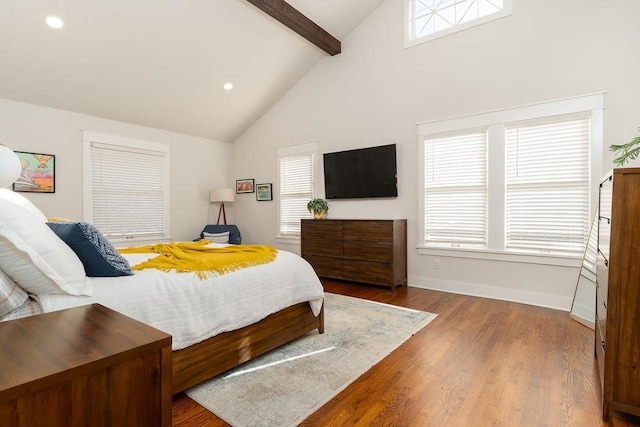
[
  {"x1": 0, "y1": 144, "x2": 21, "y2": 188},
  {"x1": 209, "y1": 188, "x2": 235, "y2": 225}
]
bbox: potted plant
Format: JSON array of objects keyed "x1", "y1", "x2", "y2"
[
  {"x1": 610, "y1": 128, "x2": 640, "y2": 166},
  {"x1": 307, "y1": 198, "x2": 329, "y2": 219}
]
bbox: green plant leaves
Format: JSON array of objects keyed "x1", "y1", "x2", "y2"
[
  {"x1": 610, "y1": 129, "x2": 640, "y2": 167},
  {"x1": 307, "y1": 198, "x2": 329, "y2": 214}
]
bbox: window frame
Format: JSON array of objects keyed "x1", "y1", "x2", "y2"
[
  {"x1": 417, "y1": 93, "x2": 604, "y2": 266},
  {"x1": 404, "y1": 0, "x2": 513, "y2": 48},
  {"x1": 82, "y1": 130, "x2": 171, "y2": 245},
  {"x1": 276, "y1": 141, "x2": 319, "y2": 242}
]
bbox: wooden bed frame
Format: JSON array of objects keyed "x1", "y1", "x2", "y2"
[{"x1": 171, "y1": 301, "x2": 324, "y2": 394}]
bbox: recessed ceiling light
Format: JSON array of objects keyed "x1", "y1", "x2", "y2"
[
  {"x1": 46, "y1": 16, "x2": 64, "y2": 29},
  {"x1": 223, "y1": 82, "x2": 233, "y2": 91}
]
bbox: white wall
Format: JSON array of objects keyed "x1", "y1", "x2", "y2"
[
  {"x1": 232, "y1": 0, "x2": 640, "y2": 310},
  {"x1": 0, "y1": 99, "x2": 233, "y2": 241}
]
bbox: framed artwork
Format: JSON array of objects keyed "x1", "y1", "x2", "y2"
[
  {"x1": 236, "y1": 179, "x2": 255, "y2": 194},
  {"x1": 13, "y1": 151, "x2": 55, "y2": 193},
  {"x1": 256, "y1": 183, "x2": 272, "y2": 201}
]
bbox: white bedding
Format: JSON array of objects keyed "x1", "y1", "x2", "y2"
[{"x1": 36, "y1": 246, "x2": 324, "y2": 350}]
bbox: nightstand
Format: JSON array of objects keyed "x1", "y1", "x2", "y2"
[{"x1": 0, "y1": 304, "x2": 172, "y2": 426}]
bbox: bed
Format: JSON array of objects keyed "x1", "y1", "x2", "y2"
[{"x1": 0, "y1": 189, "x2": 325, "y2": 394}]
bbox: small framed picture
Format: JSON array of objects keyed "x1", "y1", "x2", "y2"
[
  {"x1": 256, "y1": 183, "x2": 273, "y2": 201},
  {"x1": 236, "y1": 179, "x2": 255, "y2": 194},
  {"x1": 13, "y1": 151, "x2": 56, "y2": 193}
]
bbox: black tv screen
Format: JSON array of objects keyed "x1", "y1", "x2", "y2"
[{"x1": 323, "y1": 144, "x2": 398, "y2": 199}]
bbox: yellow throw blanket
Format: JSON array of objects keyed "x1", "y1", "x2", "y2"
[{"x1": 119, "y1": 240, "x2": 278, "y2": 278}]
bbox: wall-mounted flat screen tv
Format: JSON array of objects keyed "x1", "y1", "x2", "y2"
[{"x1": 323, "y1": 143, "x2": 398, "y2": 199}]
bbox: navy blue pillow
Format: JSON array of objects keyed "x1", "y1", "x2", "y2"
[{"x1": 47, "y1": 222, "x2": 132, "y2": 277}]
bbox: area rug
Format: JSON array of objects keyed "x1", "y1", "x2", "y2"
[{"x1": 185, "y1": 292, "x2": 437, "y2": 427}]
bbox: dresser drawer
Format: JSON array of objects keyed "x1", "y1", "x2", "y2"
[
  {"x1": 596, "y1": 253, "x2": 609, "y2": 310},
  {"x1": 303, "y1": 254, "x2": 342, "y2": 278},
  {"x1": 343, "y1": 259, "x2": 392, "y2": 284},
  {"x1": 301, "y1": 220, "x2": 342, "y2": 239},
  {"x1": 343, "y1": 221, "x2": 392, "y2": 242},
  {"x1": 598, "y1": 217, "x2": 611, "y2": 261},
  {"x1": 596, "y1": 286, "x2": 607, "y2": 344},
  {"x1": 595, "y1": 317, "x2": 606, "y2": 394},
  {"x1": 302, "y1": 238, "x2": 343, "y2": 257},
  {"x1": 343, "y1": 240, "x2": 392, "y2": 261}
]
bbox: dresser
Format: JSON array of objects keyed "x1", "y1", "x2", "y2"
[
  {"x1": 301, "y1": 219, "x2": 407, "y2": 290},
  {"x1": 0, "y1": 304, "x2": 172, "y2": 427},
  {"x1": 596, "y1": 168, "x2": 640, "y2": 421}
]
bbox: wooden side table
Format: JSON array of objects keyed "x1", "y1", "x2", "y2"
[{"x1": 0, "y1": 304, "x2": 172, "y2": 426}]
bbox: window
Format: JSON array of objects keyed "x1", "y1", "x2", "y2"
[
  {"x1": 82, "y1": 131, "x2": 170, "y2": 243},
  {"x1": 505, "y1": 117, "x2": 590, "y2": 255},
  {"x1": 424, "y1": 130, "x2": 488, "y2": 248},
  {"x1": 277, "y1": 142, "x2": 318, "y2": 238},
  {"x1": 418, "y1": 94, "x2": 603, "y2": 263},
  {"x1": 405, "y1": 0, "x2": 512, "y2": 47}
]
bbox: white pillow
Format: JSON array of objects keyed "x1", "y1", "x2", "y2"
[
  {"x1": 203, "y1": 231, "x2": 230, "y2": 244},
  {"x1": 0, "y1": 198, "x2": 91, "y2": 296},
  {"x1": 0, "y1": 188, "x2": 47, "y2": 222}
]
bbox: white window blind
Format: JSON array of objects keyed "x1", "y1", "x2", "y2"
[
  {"x1": 279, "y1": 153, "x2": 314, "y2": 236},
  {"x1": 86, "y1": 135, "x2": 169, "y2": 241},
  {"x1": 505, "y1": 118, "x2": 590, "y2": 255},
  {"x1": 424, "y1": 130, "x2": 488, "y2": 247}
]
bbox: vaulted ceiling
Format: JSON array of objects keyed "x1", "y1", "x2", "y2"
[{"x1": 0, "y1": 0, "x2": 384, "y2": 142}]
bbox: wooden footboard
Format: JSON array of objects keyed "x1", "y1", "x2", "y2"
[{"x1": 172, "y1": 301, "x2": 324, "y2": 394}]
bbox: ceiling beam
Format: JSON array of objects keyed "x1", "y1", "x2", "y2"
[{"x1": 246, "y1": 0, "x2": 341, "y2": 56}]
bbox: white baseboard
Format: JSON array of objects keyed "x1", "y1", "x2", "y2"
[
  {"x1": 408, "y1": 275, "x2": 573, "y2": 312},
  {"x1": 569, "y1": 303, "x2": 595, "y2": 330}
]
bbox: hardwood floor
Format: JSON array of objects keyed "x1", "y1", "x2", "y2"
[{"x1": 172, "y1": 279, "x2": 640, "y2": 426}]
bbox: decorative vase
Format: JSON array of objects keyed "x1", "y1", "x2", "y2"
[{"x1": 313, "y1": 211, "x2": 325, "y2": 219}]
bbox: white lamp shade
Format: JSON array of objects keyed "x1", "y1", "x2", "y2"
[
  {"x1": 210, "y1": 188, "x2": 235, "y2": 203},
  {"x1": 0, "y1": 145, "x2": 21, "y2": 188}
]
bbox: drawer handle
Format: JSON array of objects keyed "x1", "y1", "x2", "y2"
[{"x1": 378, "y1": 242, "x2": 392, "y2": 246}]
